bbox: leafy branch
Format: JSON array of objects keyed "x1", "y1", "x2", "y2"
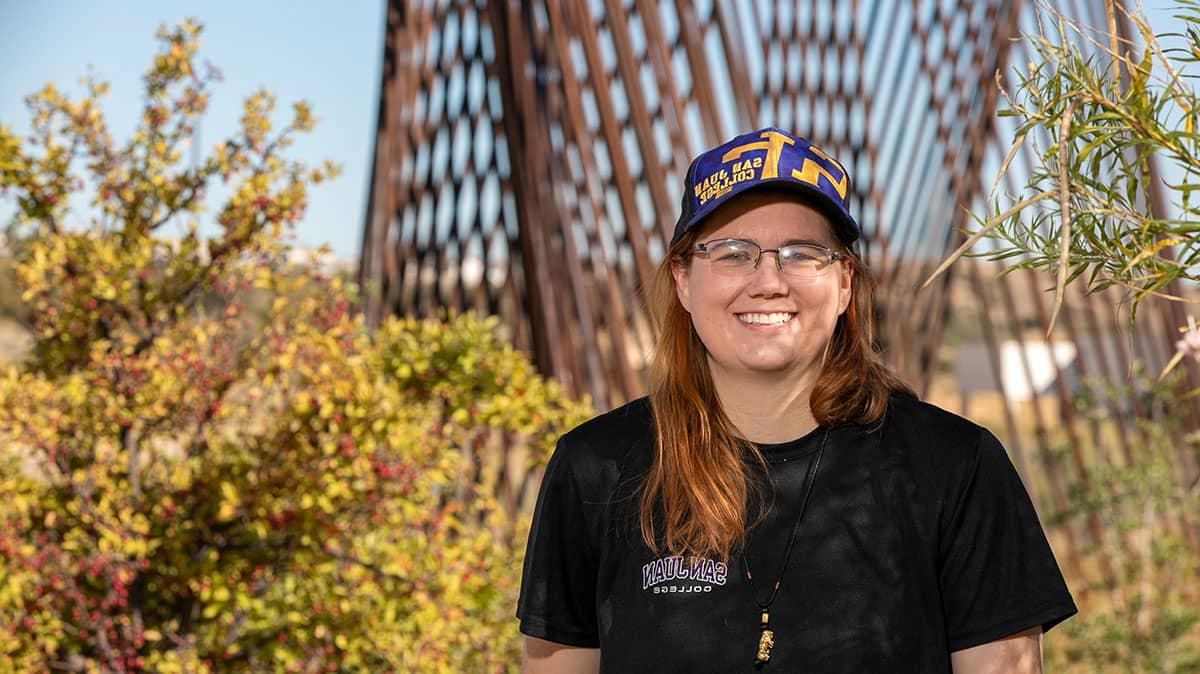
[{"x1": 926, "y1": 0, "x2": 1200, "y2": 331}]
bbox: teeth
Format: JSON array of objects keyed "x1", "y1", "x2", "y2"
[{"x1": 737, "y1": 312, "x2": 794, "y2": 326}]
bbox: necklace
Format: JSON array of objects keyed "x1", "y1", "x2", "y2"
[{"x1": 742, "y1": 429, "x2": 828, "y2": 666}]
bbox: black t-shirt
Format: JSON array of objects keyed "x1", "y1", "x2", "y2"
[{"x1": 517, "y1": 395, "x2": 1077, "y2": 672}]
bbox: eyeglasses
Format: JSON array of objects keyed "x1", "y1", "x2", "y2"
[{"x1": 690, "y1": 238, "x2": 843, "y2": 279}]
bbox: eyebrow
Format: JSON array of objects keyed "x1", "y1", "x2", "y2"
[{"x1": 711, "y1": 237, "x2": 832, "y2": 248}]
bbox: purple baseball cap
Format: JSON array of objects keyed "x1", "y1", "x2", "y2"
[{"x1": 671, "y1": 127, "x2": 860, "y2": 248}]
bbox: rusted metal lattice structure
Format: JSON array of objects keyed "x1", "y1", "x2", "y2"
[{"x1": 361, "y1": 0, "x2": 1199, "y2": 598}]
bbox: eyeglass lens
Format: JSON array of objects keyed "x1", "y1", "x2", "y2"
[{"x1": 703, "y1": 240, "x2": 833, "y2": 277}]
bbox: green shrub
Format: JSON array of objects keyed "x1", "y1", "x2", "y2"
[{"x1": 0, "y1": 20, "x2": 591, "y2": 672}]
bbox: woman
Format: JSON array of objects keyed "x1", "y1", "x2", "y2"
[{"x1": 517, "y1": 128, "x2": 1076, "y2": 673}]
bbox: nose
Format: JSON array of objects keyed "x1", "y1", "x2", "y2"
[{"x1": 747, "y1": 251, "x2": 788, "y2": 297}]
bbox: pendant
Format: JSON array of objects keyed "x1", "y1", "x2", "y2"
[
  {"x1": 756, "y1": 628, "x2": 775, "y2": 663},
  {"x1": 755, "y1": 609, "x2": 774, "y2": 664}
]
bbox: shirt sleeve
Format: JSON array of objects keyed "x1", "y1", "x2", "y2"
[
  {"x1": 938, "y1": 428, "x2": 1078, "y2": 652},
  {"x1": 516, "y1": 438, "x2": 601, "y2": 647}
]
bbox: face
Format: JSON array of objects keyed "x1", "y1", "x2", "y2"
[{"x1": 671, "y1": 192, "x2": 853, "y2": 382}]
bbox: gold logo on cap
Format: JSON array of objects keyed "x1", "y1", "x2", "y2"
[
  {"x1": 795, "y1": 143, "x2": 848, "y2": 200},
  {"x1": 694, "y1": 130, "x2": 848, "y2": 206},
  {"x1": 721, "y1": 129, "x2": 794, "y2": 179}
]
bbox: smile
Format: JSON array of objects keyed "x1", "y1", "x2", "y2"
[{"x1": 736, "y1": 312, "x2": 795, "y2": 326}]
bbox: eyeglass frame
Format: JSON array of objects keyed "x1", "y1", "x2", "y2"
[{"x1": 688, "y1": 238, "x2": 846, "y2": 276}]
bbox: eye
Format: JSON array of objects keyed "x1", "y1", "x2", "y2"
[
  {"x1": 780, "y1": 247, "x2": 820, "y2": 263},
  {"x1": 708, "y1": 242, "x2": 756, "y2": 263},
  {"x1": 781, "y1": 249, "x2": 816, "y2": 262},
  {"x1": 717, "y1": 250, "x2": 752, "y2": 262}
]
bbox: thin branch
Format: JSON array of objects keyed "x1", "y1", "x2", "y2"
[
  {"x1": 1121, "y1": 1, "x2": 1192, "y2": 104},
  {"x1": 987, "y1": 120, "x2": 1027, "y2": 207},
  {"x1": 1159, "y1": 350, "x2": 1186, "y2": 382},
  {"x1": 1092, "y1": 270, "x2": 1194, "y2": 302},
  {"x1": 1048, "y1": 100, "x2": 1080, "y2": 337},
  {"x1": 325, "y1": 549, "x2": 414, "y2": 589},
  {"x1": 922, "y1": 190, "x2": 1058, "y2": 289},
  {"x1": 1104, "y1": 0, "x2": 1122, "y2": 85},
  {"x1": 146, "y1": 179, "x2": 203, "y2": 232},
  {"x1": 1038, "y1": 0, "x2": 1139, "y2": 79},
  {"x1": 90, "y1": 605, "x2": 121, "y2": 672},
  {"x1": 222, "y1": 574, "x2": 273, "y2": 649}
]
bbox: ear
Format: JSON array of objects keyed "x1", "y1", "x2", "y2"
[
  {"x1": 836, "y1": 261, "x2": 853, "y2": 316},
  {"x1": 671, "y1": 258, "x2": 693, "y2": 313}
]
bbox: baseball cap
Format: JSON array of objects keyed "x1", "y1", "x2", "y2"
[{"x1": 670, "y1": 127, "x2": 860, "y2": 249}]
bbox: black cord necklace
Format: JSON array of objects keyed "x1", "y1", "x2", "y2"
[{"x1": 742, "y1": 429, "x2": 828, "y2": 666}]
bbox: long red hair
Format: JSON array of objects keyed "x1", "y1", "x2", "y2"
[{"x1": 641, "y1": 211, "x2": 914, "y2": 559}]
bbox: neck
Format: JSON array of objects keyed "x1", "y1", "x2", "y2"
[{"x1": 709, "y1": 359, "x2": 821, "y2": 444}]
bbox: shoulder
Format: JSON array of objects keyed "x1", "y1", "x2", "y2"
[
  {"x1": 874, "y1": 396, "x2": 1032, "y2": 535},
  {"x1": 881, "y1": 393, "x2": 986, "y2": 444},
  {"x1": 877, "y1": 393, "x2": 999, "y2": 475},
  {"x1": 549, "y1": 396, "x2": 655, "y2": 493},
  {"x1": 559, "y1": 395, "x2": 654, "y2": 452}
]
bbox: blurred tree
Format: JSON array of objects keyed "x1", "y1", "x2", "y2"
[
  {"x1": 0, "y1": 19, "x2": 589, "y2": 672},
  {"x1": 925, "y1": 1, "x2": 1200, "y2": 670},
  {"x1": 1044, "y1": 370, "x2": 1200, "y2": 673}
]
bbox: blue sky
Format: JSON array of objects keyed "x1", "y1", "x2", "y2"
[
  {"x1": 0, "y1": 1, "x2": 385, "y2": 261},
  {"x1": 0, "y1": 2, "x2": 1190, "y2": 262}
]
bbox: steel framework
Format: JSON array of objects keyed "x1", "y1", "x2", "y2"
[{"x1": 361, "y1": 0, "x2": 1199, "y2": 597}]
